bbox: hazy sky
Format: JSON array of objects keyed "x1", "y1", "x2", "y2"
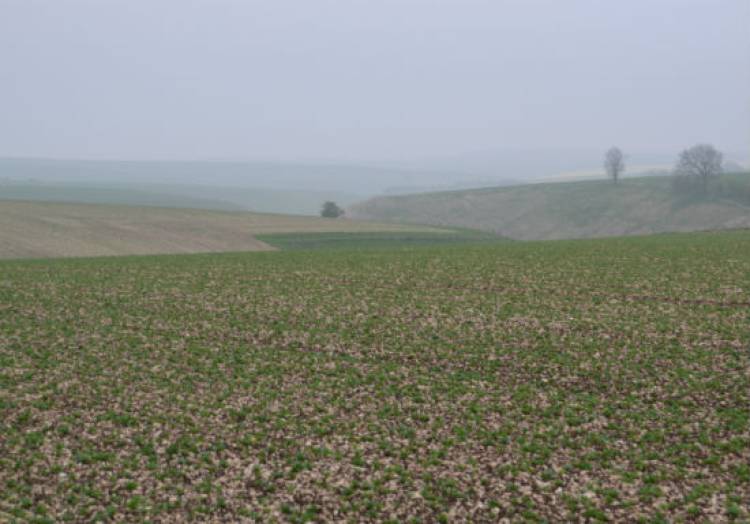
[{"x1": 1, "y1": 0, "x2": 748, "y2": 162}]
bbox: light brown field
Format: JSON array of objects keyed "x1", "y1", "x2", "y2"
[{"x1": 0, "y1": 200, "x2": 439, "y2": 259}]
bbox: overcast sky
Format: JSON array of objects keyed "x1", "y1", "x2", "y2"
[{"x1": 1, "y1": 0, "x2": 748, "y2": 162}]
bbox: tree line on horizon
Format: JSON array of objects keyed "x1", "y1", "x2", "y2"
[{"x1": 605, "y1": 143, "x2": 726, "y2": 192}]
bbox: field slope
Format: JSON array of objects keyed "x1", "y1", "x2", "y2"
[
  {"x1": 1, "y1": 230, "x2": 748, "y2": 521},
  {"x1": 350, "y1": 173, "x2": 750, "y2": 240},
  {"x1": 0, "y1": 200, "x2": 441, "y2": 259}
]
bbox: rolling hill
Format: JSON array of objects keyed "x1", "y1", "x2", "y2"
[
  {"x1": 0, "y1": 157, "x2": 459, "y2": 214},
  {"x1": 349, "y1": 172, "x2": 750, "y2": 240},
  {"x1": 0, "y1": 180, "x2": 364, "y2": 216},
  {"x1": 0, "y1": 200, "x2": 441, "y2": 260}
]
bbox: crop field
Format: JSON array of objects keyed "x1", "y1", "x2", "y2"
[
  {"x1": 1, "y1": 230, "x2": 749, "y2": 522},
  {"x1": 257, "y1": 230, "x2": 506, "y2": 251}
]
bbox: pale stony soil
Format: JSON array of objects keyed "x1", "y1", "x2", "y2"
[
  {"x1": 1, "y1": 231, "x2": 748, "y2": 522},
  {"x1": 0, "y1": 200, "x2": 438, "y2": 259}
]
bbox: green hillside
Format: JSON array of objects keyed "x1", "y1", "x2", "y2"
[
  {"x1": 0, "y1": 181, "x2": 362, "y2": 216},
  {"x1": 0, "y1": 182, "x2": 244, "y2": 211},
  {"x1": 350, "y1": 173, "x2": 750, "y2": 240}
]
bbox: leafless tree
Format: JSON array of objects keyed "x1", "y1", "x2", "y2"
[
  {"x1": 604, "y1": 147, "x2": 625, "y2": 184},
  {"x1": 674, "y1": 144, "x2": 723, "y2": 191}
]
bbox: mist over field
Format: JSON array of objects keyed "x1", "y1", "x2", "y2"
[{"x1": 1, "y1": 0, "x2": 748, "y2": 190}]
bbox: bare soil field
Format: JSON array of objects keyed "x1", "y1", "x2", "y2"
[{"x1": 0, "y1": 200, "x2": 438, "y2": 259}]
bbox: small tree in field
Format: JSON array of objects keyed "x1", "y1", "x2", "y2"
[
  {"x1": 604, "y1": 147, "x2": 625, "y2": 184},
  {"x1": 320, "y1": 201, "x2": 344, "y2": 218},
  {"x1": 674, "y1": 144, "x2": 723, "y2": 192}
]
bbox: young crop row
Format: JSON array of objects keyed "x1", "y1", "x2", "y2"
[{"x1": 1, "y1": 231, "x2": 748, "y2": 522}]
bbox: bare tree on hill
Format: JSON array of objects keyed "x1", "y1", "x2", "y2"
[
  {"x1": 604, "y1": 147, "x2": 625, "y2": 184},
  {"x1": 674, "y1": 144, "x2": 723, "y2": 192}
]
